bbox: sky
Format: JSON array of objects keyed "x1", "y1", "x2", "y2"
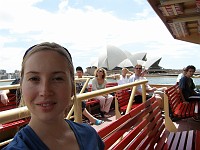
[{"x1": 0, "y1": 0, "x2": 199, "y2": 73}]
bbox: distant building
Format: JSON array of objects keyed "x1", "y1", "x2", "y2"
[
  {"x1": 86, "y1": 45, "x2": 164, "y2": 75},
  {"x1": 0, "y1": 69, "x2": 20, "y2": 79}
]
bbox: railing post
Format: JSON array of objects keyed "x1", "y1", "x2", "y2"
[
  {"x1": 0, "y1": 80, "x2": 148, "y2": 125},
  {"x1": 164, "y1": 93, "x2": 177, "y2": 132},
  {"x1": 125, "y1": 86, "x2": 136, "y2": 114},
  {"x1": 73, "y1": 78, "x2": 90, "y2": 123},
  {"x1": 141, "y1": 83, "x2": 146, "y2": 103},
  {"x1": 115, "y1": 95, "x2": 121, "y2": 119}
]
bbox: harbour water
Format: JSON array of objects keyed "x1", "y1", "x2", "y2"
[
  {"x1": 1, "y1": 76, "x2": 200, "y2": 86},
  {"x1": 146, "y1": 76, "x2": 200, "y2": 85},
  {"x1": 0, "y1": 81, "x2": 12, "y2": 86}
]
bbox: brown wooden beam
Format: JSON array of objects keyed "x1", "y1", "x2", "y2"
[
  {"x1": 161, "y1": 0, "x2": 194, "y2": 5},
  {"x1": 173, "y1": 15, "x2": 200, "y2": 23}
]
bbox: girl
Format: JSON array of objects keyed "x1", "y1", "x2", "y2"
[{"x1": 3, "y1": 42, "x2": 104, "y2": 150}]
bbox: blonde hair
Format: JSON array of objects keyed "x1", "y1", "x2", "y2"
[
  {"x1": 122, "y1": 68, "x2": 129, "y2": 72},
  {"x1": 20, "y1": 42, "x2": 75, "y2": 113},
  {"x1": 94, "y1": 68, "x2": 107, "y2": 79}
]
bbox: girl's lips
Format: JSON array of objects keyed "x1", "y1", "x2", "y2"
[
  {"x1": 36, "y1": 101, "x2": 56, "y2": 105},
  {"x1": 36, "y1": 102, "x2": 56, "y2": 112}
]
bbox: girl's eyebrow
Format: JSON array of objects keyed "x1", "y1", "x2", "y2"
[
  {"x1": 25, "y1": 71, "x2": 67, "y2": 75},
  {"x1": 25, "y1": 71, "x2": 39, "y2": 75}
]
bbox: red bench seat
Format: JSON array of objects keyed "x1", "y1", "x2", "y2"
[
  {"x1": 165, "y1": 84, "x2": 199, "y2": 119},
  {"x1": 0, "y1": 94, "x2": 17, "y2": 112},
  {"x1": 98, "y1": 96, "x2": 200, "y2": 149},
  {"x1": 115, "y1": 89, "x2": 141, "y2": 114}
]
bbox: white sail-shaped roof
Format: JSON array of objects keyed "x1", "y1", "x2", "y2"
[
  {"x1": 128, "y1": 52, "x2": 147, "y2": 67},
  {"x1": 117, "y1": 58, "x2": 133, "y2": 68},
  {"x1": 98, "y1": 45, "x2": 127, "y2": 70},
  {"x1": 91, "y1": 45, "x2": 163, "y2": 70},
  {"x1": 145, "y1": 57, "x2": 162, "y2": 69}
]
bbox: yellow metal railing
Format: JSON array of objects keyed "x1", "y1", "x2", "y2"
[
  {"x1": 0, "y1": 79, "x2": 175, "y2": 147},
  {"x1": 0, "y1": 84, "x2": 20, "y2": 90},
  {"x1": 0, "y1": 80, "x2": 148, "y2": 124},
  {"x1": 0, "y1": 79, "x2": 15, "y2": 82},
  {"x1": 67, "y1": 78, "x2": 91, "y2": 122}
]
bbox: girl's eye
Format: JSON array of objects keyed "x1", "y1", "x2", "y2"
[
  {"x1": 53, "y1": 77, "x2": 64, "y2": 81},
  {"x1": 29, "y1": 77, "x2": 40, "y2": 81}
]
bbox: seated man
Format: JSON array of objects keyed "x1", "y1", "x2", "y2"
[
  {"x1": 179, "y1": 65, "x2": 200, "y2": 102},
  {"x1": 129, "y1": 64, "x2": 165, "y2": 109}
]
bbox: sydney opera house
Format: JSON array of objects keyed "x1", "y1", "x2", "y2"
[{"x1": 86, "y1": 45, "x2": 166, "y2": 75}]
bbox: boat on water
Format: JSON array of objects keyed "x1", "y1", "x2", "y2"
[
  {"x1": 0, "y1": 78, "x2": 200, "y2": 149},
  {"x1": 1, "y1": 0, "x2": 200, "y2": 147}
]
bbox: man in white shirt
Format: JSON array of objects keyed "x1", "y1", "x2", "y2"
[{"x1": 129, "y1": 64, "x2": 165, "y2": 109}]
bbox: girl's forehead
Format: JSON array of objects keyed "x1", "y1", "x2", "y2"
[{"x1": 24, "y1": 51, "x2": 69, "y2": 71}]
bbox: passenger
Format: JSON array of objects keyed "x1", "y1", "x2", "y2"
[
  {"x1": 129, "y1": 64, "x2": 165, "y2": 109},
  {"x1": 179, "y1": 65, "x2": 200, "y2": 102},
  {"x1": 3, "y1": 42, "x2": 104, "y2": 150},
  {"x1": 0, "y1": 78, "x2": 21, "y2": 106},
  {"x1": 113, "y1": 68, "x2": 133, "y2": 85},
  {"x1": 176, "y1": 67, "x2": 187, "y2": 84},
  {"x1": 0, "y1": 90, "x2": 9, "y2": 105},
  {"x1": 75, "y1": 66, "x2": 104, "y2": 125},
  {"x1": 91, "y1": 68, "x2": 113, "y2": 118}
]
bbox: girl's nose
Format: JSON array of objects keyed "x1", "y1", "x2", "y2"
[{"x1": 39, "y1": 81, "x2": 53, "y2": 97}]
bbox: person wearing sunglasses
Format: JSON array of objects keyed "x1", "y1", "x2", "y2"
[
  {"x1": 75, "y1": 66, "x2": 104, "y2": 125},
  {"x1": 91, "y1": 68, "x2": 113, "y2": 118},
  {"x1": 3, "y1": 42, "x2": 104, "y2": 150},
  {"x1": 129, "y1": 64, "x2": 164, "y2": 108}
]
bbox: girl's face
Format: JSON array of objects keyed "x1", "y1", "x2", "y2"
[{"x1": 22, "y1": 50, "x2": 72, "y2": 122}]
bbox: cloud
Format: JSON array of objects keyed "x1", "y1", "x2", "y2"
[{"x1": 0, "y1": 0, "x2": 199, "y2": 72}]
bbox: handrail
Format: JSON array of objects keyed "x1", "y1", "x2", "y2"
[
  {"x1": 67, "y1": 78, "x2": 91, "y2": 122},
  {"x1": 0, "y1": 80, "x2": 148, "y2": 124},
  {"x1": 0, "y1": 84, "x2": 20, "y2": 90},
  {"x1": 0, "y1": 79, "x2": 15, "y2": 82}
]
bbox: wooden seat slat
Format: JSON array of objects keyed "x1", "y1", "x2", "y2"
[
  {"x1": 134, "y1": 114, "x2": 163, "y2": 150},
  {"x1": 147, "y1": 118, "x2": 165, "y2": 149},
  {"x1": 195, "y1": 130, "x2": 200, "y2": 149},
  {"x1": 165, "y1": 84, "x2": 198, "y2": 120},
  {"x1": 0, "y1": 94, "x2": 17, "y2": 112},
  {"x1": 0, "y1": 119, "x2": 30, "y2": 132},
  {"x1": 178, "y1": 131, "x2": 187, "y2": 150},
  {"x1": 111, "y1": 99, "x2": 158, "y2": 149},
  {"x1": 186, "y1": 130, "x2": 194, "y2": 150},
  {"x1": 104, "y1": 98, "x2": 157, "y2": 149},
  {"x1": 98, "y1": 94, "x2": 199, "y2": 149},
  {"x1": 171, "y1": 132, "x2": 181, "y2": 150},
  {"x1": 155, "y1": 130, "x2": 169, "y2": 150},
  {"x1": 164, "y1": 132, "x2": 175, "y2": 149},
  {"x1": 115, "y1": 88, "x2": 141, "y2": 114}
]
